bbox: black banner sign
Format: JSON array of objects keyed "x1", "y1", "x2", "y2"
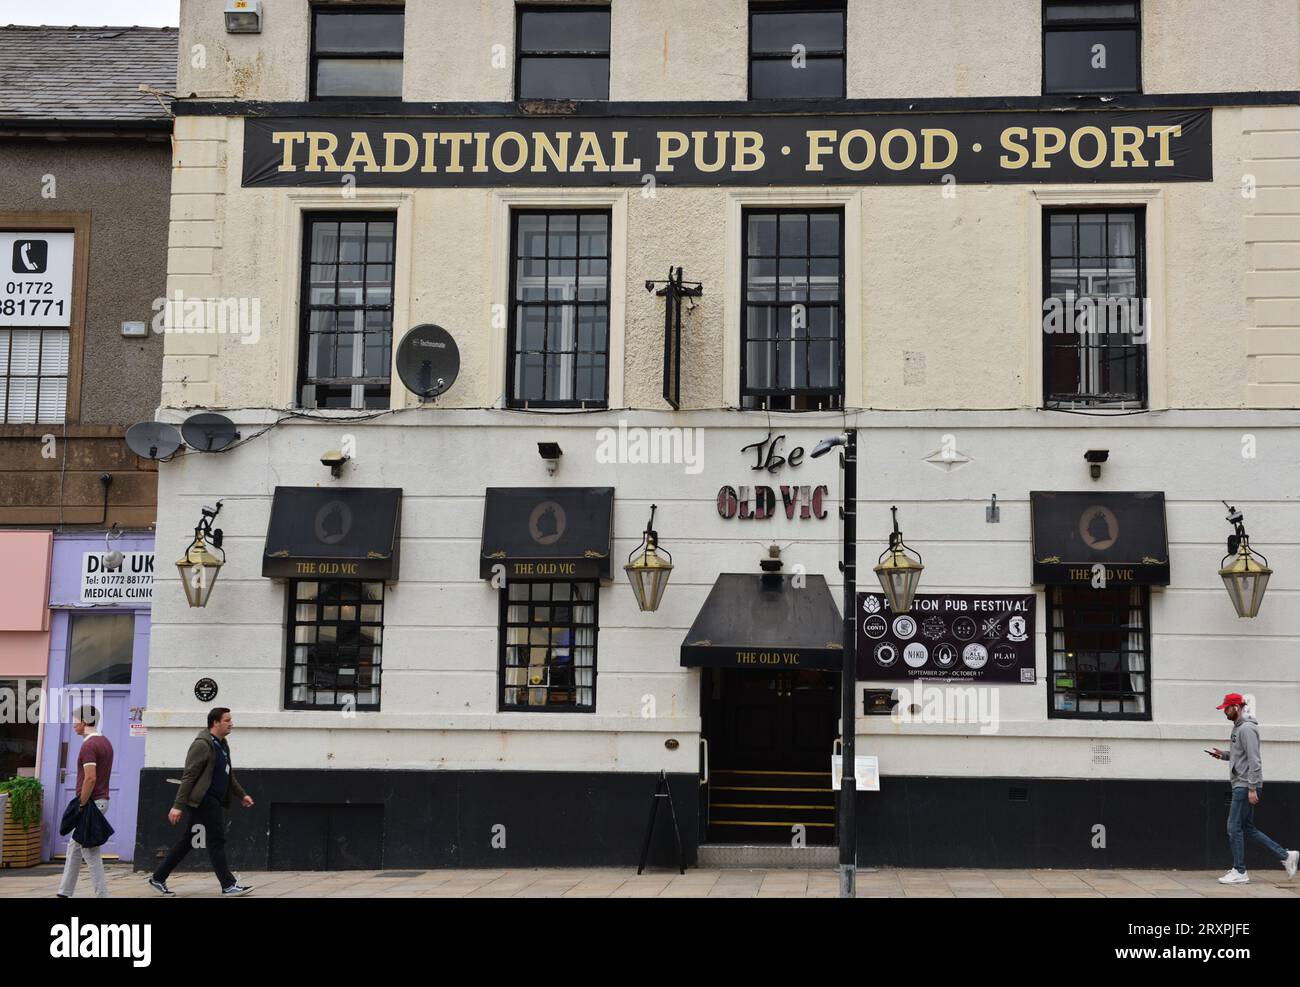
[
  {"x1": 856, "y1": 592, "x2": 1036, "y2": 683},
  {"x1": 242, "y1": 110, "x2": 1211, "y2": 188},
  {"x1": 1030, "y1": 491, "x2": 1170, "y2": 586}
]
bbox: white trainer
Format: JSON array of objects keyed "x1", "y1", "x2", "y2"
[
  {"x1": 1284, "y1": 850, "x2": 1299, "y2": 880},
  {"x1": 1217, "y1": 869, "x2": 1250, "y2": 884}
]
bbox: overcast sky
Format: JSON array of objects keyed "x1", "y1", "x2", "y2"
[{"x1": 0, "y1": 0, "x2": 179, "y2": 27}]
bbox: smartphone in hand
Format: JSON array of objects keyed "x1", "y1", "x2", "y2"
[{"x1": 1203, "y1": 748, "x2": 1221, "y2": 758}]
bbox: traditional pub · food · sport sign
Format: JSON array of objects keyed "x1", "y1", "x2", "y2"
[{"x1": 243, "y1": 109, "x2": 1211, "y2": 188}]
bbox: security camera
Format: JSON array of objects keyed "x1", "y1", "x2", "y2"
[
  {"x1": 321, "y1": 450, "x2": 350, "y2": 478},
  {"x1": 811, "y1": 436, "x2": 845, "y2": 458}
]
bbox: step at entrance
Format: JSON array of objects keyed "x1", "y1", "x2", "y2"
[
  {"x1": 707, "y1": 768, "x2": 837, "y2": 846},
  {"x1": 697, "y1": 843, "x2": 840, "y2": 868}
]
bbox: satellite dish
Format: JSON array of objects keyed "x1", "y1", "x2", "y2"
[
  {"x1": 125, "y1": 421, "x2": 182, "y2": 460},
  {"x1": 182, "y1": 412, "x2": 240, "y2": 452},
  {"x1": 396, "y1": 324, "x2": 460, "y2": 400}
]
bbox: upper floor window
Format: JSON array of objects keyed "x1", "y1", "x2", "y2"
[
  {"x1": 1043, "y1": 1, "x2": 1140, "y2": 95},
  {"x1": 742, "y1": 208, "x2": 843, "y2": 411},
  {"x1": 1, "y1": 227, "x2": 75, "y2": 424},
  {"x1": 508, "y1": 209, "x2": 610, "y2": 408},
  {"x1": 311, "y1": 6, "x2": 405, "y2": 100},
  {"x1": 299, "y1": 213, "x2": 395, "y2": 409},
  {"x1": 749, "y1": 1, "x2": 846, "y2": 99},
  {"x1": 1043, "y1": 207, "x2": 1146, "y2": 408},
  {"x1": 516, "y1": 5, "x2": 610, "y2": 100}
]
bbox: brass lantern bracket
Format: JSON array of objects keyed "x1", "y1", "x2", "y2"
[
  {"x1": 628, "y1": 503, "x2": 673, "y2": 567},
  {"x1": 188, "y1": 500, "x2": 226, "y2": 563},
  {"x1": 877, "y1": 505, "x2": 923, "y2": 568},
  {"x1": 1221, "y1": 502, "x2": 1267, "y2": 570}
]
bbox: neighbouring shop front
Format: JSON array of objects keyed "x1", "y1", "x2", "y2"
[{"x1": 38, "y1": 531, "x2": 154, "y2": 864}]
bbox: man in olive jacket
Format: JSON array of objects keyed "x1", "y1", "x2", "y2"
[{"x1": 147, "y1": 707, "x2": 255, "y2": 896}]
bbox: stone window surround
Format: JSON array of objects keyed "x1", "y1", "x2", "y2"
[
  {"x1": 276, "y1": 191, "x2": 415, "y2": 410},
  {"x1": 1030, "y1": 186, "x2": 1168, "y2": 411}
]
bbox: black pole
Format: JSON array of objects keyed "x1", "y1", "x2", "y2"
[{"x1": 839, "y1": 428, "x2": 857, "y2": 897}]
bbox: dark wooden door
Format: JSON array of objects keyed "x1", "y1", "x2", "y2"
[{"x1": 717, "y1": 668, "x2": 838, "y2": 771}]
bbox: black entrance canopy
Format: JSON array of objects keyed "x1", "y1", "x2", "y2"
[
  {"x1": 1030, "y1": 490, "x2": 1169, "y2": 586},
  {"x1": 681, "y1": 574, "x2": 843, "y2": 670},
  {"x1": 480, "y1": 487, "x2": 615, "y2": 580},
  {"x1": 263, "y1": 487, "x2": 402, "y2": 580}
]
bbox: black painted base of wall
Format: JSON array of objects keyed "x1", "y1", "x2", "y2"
[
  {"x1": 135, "y1": 769, "x2": 699, "y2": 872},
  {"x1": 856, "y1": 777, "x2": 1300, "y2": 870},
  {"x1": 136, "y1": 770, "x2": 1297, "y2": 871}
]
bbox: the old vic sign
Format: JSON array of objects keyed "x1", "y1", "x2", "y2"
[{"x1": 243, "y1": 109, "x2": 1211, "y2": 188}]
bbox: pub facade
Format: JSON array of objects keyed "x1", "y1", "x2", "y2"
[{"x1": 137, "y1": 0, "x2": 1300, "y2": 871}]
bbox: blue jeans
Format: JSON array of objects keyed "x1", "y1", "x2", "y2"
[{"x1": 1227, "y1": 786, "x2": 1287, "y2": 873}]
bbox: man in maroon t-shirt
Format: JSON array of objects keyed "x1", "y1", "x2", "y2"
[{"x1": 57, "y1": 706, "x2": 114, "y2": 898}]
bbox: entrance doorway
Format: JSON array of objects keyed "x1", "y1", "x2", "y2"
[{"x1": 700, "y1": 667, "x2": 839, "y2": 845}]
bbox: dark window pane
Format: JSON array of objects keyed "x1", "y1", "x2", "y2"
[
  {"x1": 68, "y1": 614, "x2": 135, "y2": 685},
  {"x1": 809, "y1": 213, "x2": 839, "y2": 255},
  {"x1": 314, "y1": 12, "x2": 405, "y2": 52},
  {"x1": 1044, "y1": 2, "x2": 1137, "y2": 23},
  {"x1": 315, "y1": 58, "x2": 403, "y2": 99},
  {"x1": 747, "y1": 213, "x2": 777, "y2": 255},
  {"x1": 509, "y1": 211, "x2": 609, "y2": 406},
  {"x1": 1044, "y1": 29, "x2": 1138, "y2": 93},
  {"x1": 519, "y1": 9, "x2": 611, "y2": 52},
  {"x1": 751, "y1": 57, "x2": 843, "y2": 98},
  {"x1": 518, "y1": 57, "x2": 609, "y2": 99},
  {"x1": 751, "y1": 11, "x2": 845, "y2": 52}
]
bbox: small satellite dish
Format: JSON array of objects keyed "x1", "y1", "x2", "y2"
[
  {"x1": 396, "y1": 324, "x2": 460, "y2": 400},
  {"x1": 182, "y1": 412, "x2": 240, "y2": 452},
  {"x1": 125, "y1": 421, "x2": 182, "y2": 460}
]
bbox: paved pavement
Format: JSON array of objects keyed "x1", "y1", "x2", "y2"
[{"x1": 3, "y1": 864, "x2": 1298, "y2": 898}]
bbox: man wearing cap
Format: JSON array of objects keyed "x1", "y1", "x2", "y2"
[{"x1": 1207, "y1": 692, "x2": 1298, "y2": 885}]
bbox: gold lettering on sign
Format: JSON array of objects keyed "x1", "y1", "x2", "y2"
[
  {"x1": 735, "y1": 651, "x2": 802, "y2": 666},
  {"x1": 271, "y1": 131, "x2": 306, "y2": 171}
]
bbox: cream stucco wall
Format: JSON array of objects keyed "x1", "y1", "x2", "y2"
[
  {"x1": 163, "y1": 104, "x2": 1300, "y2": 412},
  {"x1": 175, "y1": 0, "x2": 1300, "y2": 102}
]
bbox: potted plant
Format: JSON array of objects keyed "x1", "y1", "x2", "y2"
[{"x1": 0, "y1": 777, "x2": 43, "y2": 868}]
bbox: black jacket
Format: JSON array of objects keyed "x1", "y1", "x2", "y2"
[{"x1": 59, "y1": 796, "x2": 115, "y2": 849}]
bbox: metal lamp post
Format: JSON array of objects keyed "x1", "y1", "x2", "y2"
[
  {"x1": 1219, "y1": 502, "x2": 1272, "y2": 618},
  {"x1": 811, "y1": 429, "x2": 857, "y2": 898},
  {"x1": 625, "y1": 504, "x2": 673, "y2": 613}
]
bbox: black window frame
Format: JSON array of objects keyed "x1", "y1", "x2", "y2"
[
  {"x1": 506, "y1": 207, "x2": 612, "y2": 409},
  {"x1": 514, "y1": 3, "x2": 612, "y2": 101},
  {"x1": 298, "y1": 211, "x2": 396, "y2": 410},
  {"x1": 284, "y1": 578, "x2": 385, "y2": 712},
  {"x1": 309, "y1": 4, "x2": 406, "y2": 102},
  {"x1": 1041, "y1": 205, "x2": 1147, "y2": 409},
  {"x1": 740, "y1": 206, "x2": 845, "y2": 411},
  {"x1": 1047, "y1": 584, "x2": 1152, "y2": 721},
  {"x1": 748, "y1": 0, "x2": 847, "y2": 101},
  {"x1": 498, "y1": 579, "x2": 599, "y2": 713},
  {"x1": 1041, "y1": 1, "x2": 1142, "y2": 96}
]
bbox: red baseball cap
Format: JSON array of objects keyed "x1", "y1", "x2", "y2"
[{"x1": 1216, "y1": 692, "x2": 1246, "y2": 709}]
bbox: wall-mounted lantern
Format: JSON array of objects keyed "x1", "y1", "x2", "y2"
[
  {"x1": 874, "y1": 505, "x2": 924, "y2": 614},
  {"x1": 625, "y1": 504, "x2": 673, "y2": 613},
  {"x1": 1219, "y1": 502, "x2": 1271, "y2": 619},
  {"x1": 176, "y1": 502, "x2": 225, "y2": 608}
]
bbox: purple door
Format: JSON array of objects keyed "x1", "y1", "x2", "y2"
[{"x1": 43, "y1": 609, "x2": 149, "y2": 863}]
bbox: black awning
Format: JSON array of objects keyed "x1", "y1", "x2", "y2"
[
  {"x1": 263, "y1": 487, "x2": 402, "y2": 580},
  {"x1": 1030, "y1": 491, "x2": 1169, "y2": 586},
  {"x1": 480, "y1": 487, "x2": 614, "y2": 580},
  {"x1": 680, "y1": 574, "x2": 843, "y2": 669}
]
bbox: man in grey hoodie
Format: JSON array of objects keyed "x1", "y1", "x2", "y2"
[{"x1": 1208, "y1": 692, "x2": 1299, "y2": 884}]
